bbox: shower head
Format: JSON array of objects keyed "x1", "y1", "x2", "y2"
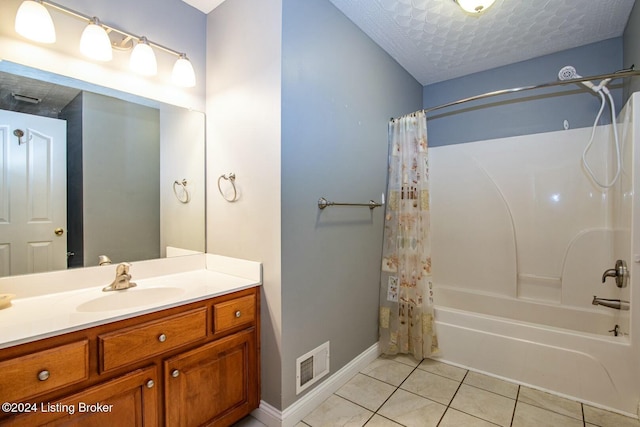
[
  {"x1": 558, "y1": 65, "x2": 597, "y2": 92},
  {"x1": 558, "y1": 65, "x2": 579, "y2": 80}
]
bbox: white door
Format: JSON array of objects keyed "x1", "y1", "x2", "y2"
[{"x1": 0, "y1": 110, "x2": 66, "y2": 276}]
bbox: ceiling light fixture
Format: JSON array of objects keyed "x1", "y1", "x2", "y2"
[
  {"x1": 14, "y1": 0, "x2": 56, "y2": 43},
  {"x1": 13, "y1": 0, "x2": 196, "y2": 87},
  {"x1": 454, "y1": 0, "x2": 497, "y2": 14},
  {"x1": 79, "y1": 18, "x2": 112, "y2": 62}
]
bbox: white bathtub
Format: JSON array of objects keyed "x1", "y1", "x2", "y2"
[
  {"x1": 434, "y1": 286, "x2": 624, "y2": 336},
  {"x1": 427, "y1": 94, "x2": 640, "y2": 416},
  {"x1": 433, "y1": 296, "x2": 637, "y2": 416}
]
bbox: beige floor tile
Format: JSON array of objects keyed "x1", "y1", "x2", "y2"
[
  {"x1": 518, "y1": 387, "x2": 582, "y2": 420},
  {"x1": 512, "y1": 402, "x2": 583, "y2": 427},
  {"x1": 364, "y1": 414, "x2": 403, "y2": 426},
  {"x1": 377, "y1": 389, "x2": 446, "y2": 427},
  {"x1": 463, "y1": 371, "x2": 519, "y2": 399},
  {"x1": 583, "y1": 405, "x2": 640, "y2": 427},
  {"x1": 400, "y1": 369, "x2": 460, "y2": 405},
  {"x1": 303, "y1": 395, "x2": 373, "y2": 427},
  {"x1": 418, "y1": 358, "x2": 467, "y2": 381},
  {"x1": 380, "y1": 353, "x2": 422, "y2": 367},
  {"x1": 232, "y1": 415, "x2": 268, "y2": 426},
  {"x1": 336, "y1": 373, "x2": 397, "y2": 412},
  {"x1": 450, "y1": 384, "x2": 516, "y2": 427},
  {"x1": 361, "y1": 358, "x2": 415, "y2": 386},
  {"x1": 439, "y1": 408, "x2": 501, "y2": 427}
]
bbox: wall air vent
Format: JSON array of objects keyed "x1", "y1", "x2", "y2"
[{"x1": 296, "y1": 341, "x2": 330, "y2": 395}]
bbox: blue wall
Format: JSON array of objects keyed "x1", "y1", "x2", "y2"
[
  {"x1": 423, "y1": 38, "x2": 624, "y2": 146},
  {"x1": 281, "y1": 0, "x2": 422, "y2": 408},
  {"x1": 624, "y1": 0, "x2": 640, "y2": 98}
]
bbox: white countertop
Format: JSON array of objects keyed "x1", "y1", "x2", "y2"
[{"x1": 0, "y1": 254, "x2": 262, "y2": 349}]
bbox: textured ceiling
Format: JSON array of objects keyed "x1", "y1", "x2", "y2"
[
  {"x1": 185, "y1": 0, "x2": 636, "y2": 86},
  {"x1": 328, "y1": 0, "x2": 636, "y2": 85}
]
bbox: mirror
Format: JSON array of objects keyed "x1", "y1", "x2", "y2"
[{"x1": 0, "y1": 61, "x2": 205, "y2": 277}]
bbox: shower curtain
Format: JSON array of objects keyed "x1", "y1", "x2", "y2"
[{"x1": 379, "y1": 111, "x2": 438, "y2": 360}]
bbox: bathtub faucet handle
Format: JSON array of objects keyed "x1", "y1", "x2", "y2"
[{"x1": 601, "y1": 259, "x2": 628, "y2": 288}]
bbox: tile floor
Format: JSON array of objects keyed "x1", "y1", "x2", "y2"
[{"x1": 235, "y1": 355, "x2": 640, "y2": 427}]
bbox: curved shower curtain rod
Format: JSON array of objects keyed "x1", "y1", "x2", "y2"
[{"x1": 392, "y1": 68, "x2": 640, "y2": 121}]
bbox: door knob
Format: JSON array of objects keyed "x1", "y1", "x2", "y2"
[{"x1": 54, "y1": 227, "x2": 64, "y2": 236}]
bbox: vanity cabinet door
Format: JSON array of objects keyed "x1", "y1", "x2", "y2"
[
  {"x1": 4, "y1": 366, "x2": 158, "y2": 427},
  {"x1": 164, "y1": 328, "x2": 258, "y2": 427}
]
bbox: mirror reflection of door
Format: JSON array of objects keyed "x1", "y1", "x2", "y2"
[{"x1": 0, "y1": 110, "x2": 66, "y2": 276}]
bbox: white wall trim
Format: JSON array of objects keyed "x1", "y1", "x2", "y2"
[{"x1": 251, "y1": 342, "x2": 380, "y2": 427}]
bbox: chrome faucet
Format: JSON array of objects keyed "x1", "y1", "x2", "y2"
[
  {"x1": 103, "y1": 263, "x2": 137, "y2": 292},
  {"x1": 592, "y1": 296, "x2": 629, "y2": 311}
]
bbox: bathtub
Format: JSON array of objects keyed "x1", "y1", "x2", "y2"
[
  {"x1": 432, "y1": 300, "x2": 636, "y2": 416},
  {"x1": 427, "y1": 93, "x2": 640, "y2": 416},
  {"x1": 434, "y1": 286, "x2": 624, "y2": 336}
]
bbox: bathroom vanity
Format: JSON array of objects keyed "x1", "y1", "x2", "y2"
[{"x1": 0, "y1": 254, "x2": 261, "y2": 426}]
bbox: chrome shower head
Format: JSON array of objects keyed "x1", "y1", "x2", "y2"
[
  {"x1": 558, "y1": 65, "x2": 596, "y2": 91},
  {"x1": 558, "y1": 65, "x2": 578, "y2": 80}
]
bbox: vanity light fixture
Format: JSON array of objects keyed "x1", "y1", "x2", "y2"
[
  {"x1": 79, "y1": 18, "x2": 112, "y2": 62},
  {"x1": 172, "y1": 54, "x2": 197, "y2": 88},
  {"x1": 130, "y1": 37, "x2": 158, "y2": 76},
  {"x1": 14, "y1": 0, "x2": 56, "y2": 43},
  {"x1": 13, "y1": 0, "x2": 197, "y2": 87},
  {"x1": 454, "y1": 0, "x2": 497, "y2": 14}
]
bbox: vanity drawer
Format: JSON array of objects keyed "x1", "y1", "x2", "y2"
[
  {"x1": 213, "y1": 294, "x2": 256, "y2": 334},
  {"x1": 98, "y1": 308, "x2": 207, "y2": 372},
  {"x1": 0, "y1": 340, "x2": 89, "y2": 403}
]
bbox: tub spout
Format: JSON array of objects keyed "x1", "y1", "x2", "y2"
[{"x1": 592, "y1": 296, "x2": 629, "y2": 310}]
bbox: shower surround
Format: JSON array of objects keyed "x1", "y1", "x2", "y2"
[{"x1": 428, "y1": 93, "x2": 639, "y2": 416}]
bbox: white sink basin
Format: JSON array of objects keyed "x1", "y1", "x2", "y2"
[{"x1": 76, "y1": 287, "x2": 186, "y2": 312}]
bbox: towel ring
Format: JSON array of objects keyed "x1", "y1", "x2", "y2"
[
  {"x1": 173, "y1": 179, "x2": 191, "y2": 204},
  {"x1": 218, "y1": 173, "x2": 238, "y2": 202}
]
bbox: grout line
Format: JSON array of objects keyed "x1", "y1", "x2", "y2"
[
  {"x1": 364, "y1": 357, "x2": 424, "y2": 426},
  {"x1": 365, "y1": 413, "x2": 406, "y2": 427},
  {"x1": 373, "y1": 359, "x2": 423, "y2": 414},
  {"x1": 582, "y1": 403, "x2": 586, "y2": 427},
  {"x1": 436, "y1": 370, "x2": 468, "y2": 426},
  {"x1": 461, "y1": 379, "x2": 519, "y2": 400},
  {"x1": 515, "y1": 389, "x2": 586, "y2": 423},
  {"x1": 510, "y1": 385, "x2": 520, "y2": 426}
]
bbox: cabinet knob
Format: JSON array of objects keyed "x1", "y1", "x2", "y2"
[
  {"x1": 38, "y1": 370, "x2": 50, "y2": 381},
  {"x1": 146, "y1": 380, "x2": 155, "y2": 388},
  {"x1": 158, "y1": 333, "x2": 167, "y2": 343},
  {"x1": 171, "y1": 369, "x2": 180, "y2": 378},
  {"x1": 235, "y1": 310, "x2": 241, "y2": 318}
]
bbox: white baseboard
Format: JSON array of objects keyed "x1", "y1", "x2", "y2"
[
  {"x1": 251, "y1": 401, "x2": 281, "y2": 427},
  {"x1": 251, "y1": 342, "x2": 380, "y2": 427}
]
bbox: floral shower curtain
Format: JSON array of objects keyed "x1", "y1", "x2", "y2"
[{"x1": 379, "y1": 111, "x2": 438, "y2": 360}]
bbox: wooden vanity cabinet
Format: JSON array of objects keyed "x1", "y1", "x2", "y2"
[
  {"x1": 165, "y1": 328, "x2": 258, "y2": 426},
  {"x1": 4, "y1": 366, "x2": 158, "y2": 427},
  {"x1": 0, "y1": 287, "x2": 260, "y2": 427}
]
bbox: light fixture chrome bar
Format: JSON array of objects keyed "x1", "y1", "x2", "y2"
[
  {"x1": 318, "y1": 197, "x2": 382, "y2": 210},
  {"x1": 40, "y1": 0, "x2": 187, "y2": 57},
  {"x1": 393, "y1": 69, "x2": 640, "y2": 120}
]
